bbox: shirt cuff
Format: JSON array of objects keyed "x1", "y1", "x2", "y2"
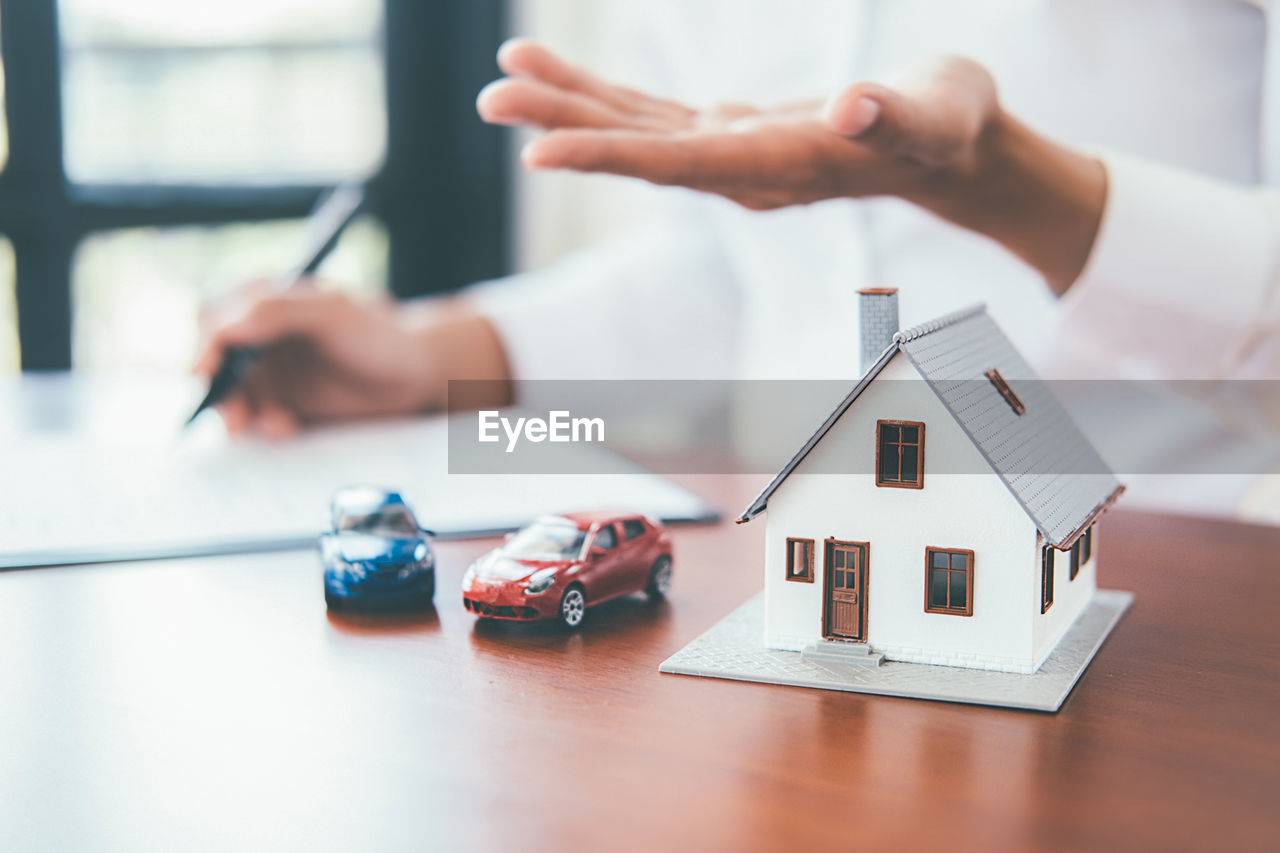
[
  {"x1": 462, "y1": 220, "x2": 738, "y2": 387},
  {"x1": 1060, "y1": 151, "x2": 1280, "y2": 376},
  {"x1": 464, "y1": 266, "x2": 600, "y2": 383}
]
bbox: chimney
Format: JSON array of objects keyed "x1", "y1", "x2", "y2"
[{"x1": 858, "y1": 288, "x2": 899, "y2": 375}]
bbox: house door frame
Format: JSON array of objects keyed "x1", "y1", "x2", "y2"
[{"x1": 822, "y1": 539, "x2": 869, "y2": 642}]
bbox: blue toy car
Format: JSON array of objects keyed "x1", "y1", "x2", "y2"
[{"x1": 321, "y1": 487, "x2": 436, "y2": 610}]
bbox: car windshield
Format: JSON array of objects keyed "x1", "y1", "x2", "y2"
[
  {"x1": 502, "y1": 522, "x2": 586, "y2": 560},
  {"x1": 336, "y1": 507, "x2": 419, "y2": 539}
]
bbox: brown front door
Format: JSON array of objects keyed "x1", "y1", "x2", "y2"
[{"x1": 824, "y1": 540, "x2": 867, "y2": 641}]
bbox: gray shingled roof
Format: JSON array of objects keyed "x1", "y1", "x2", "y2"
[{"x1": 737, "y1": 305, "x2": 1123, "y2": 548}]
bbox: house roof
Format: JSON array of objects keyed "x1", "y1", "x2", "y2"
[{"x1": 736, "y1": 305, "x2": 1123, "y2": 549}]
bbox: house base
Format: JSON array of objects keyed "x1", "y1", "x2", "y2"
[{"x1": 659, "y1": 589, "x2": 1133, "y2": 712}]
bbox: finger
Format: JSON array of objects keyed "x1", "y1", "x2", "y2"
[
  {"x1": 195, "y1": 277, "x2": 277, "y2": 376},
  {"x1": 823, "y1": 86, "x2": 883, "y2": 137},
  {"x1": 523, "y1": 129, "x2": 699, "y2": 185},
  {"x1": 826, "y1": 82, "x2": 968, "y2": 164},
  {"x1": 824, "y1": 66, "x2": 991, "y2": 165},
  {"x1": 252, "y1": 398, "x2": 301, "y2": 440},
  {"x1": 524, "y1": 124, "x2": 887, "y2": 207},
  {"x1": 497, "y1": 38, "x2": 693, "y2": 123},
  {"x1": 523, "y1": 127, "x2": 809, "y2": 190},
  {"x1": 192, "y1": 341, "x2": 222, "y2": 378},
  {"x1": 230, "y1": 370, "x2": 299, "y2": 438},
  {"x1": 477, "y1": 77, "x2": 645, "y2": 131},
  {"x1": 217, "y1": 392, "x2": 254, "y2": 436}
]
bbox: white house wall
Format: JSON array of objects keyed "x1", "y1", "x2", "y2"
[
  {"x1": 1033, "y1": 527, "x2": 1099, "y2": 669},
  {"x1": 762, "y1": 353, "x2": 1045, "y2": 673}
]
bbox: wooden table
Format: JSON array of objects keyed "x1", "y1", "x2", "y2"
[{"x1": 0, "y1": 475, "x2": 1276, "y2": 852}]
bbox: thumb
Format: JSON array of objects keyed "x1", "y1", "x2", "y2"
[
  {"x1": 824, "y1": 61, "x2": 993, "y2": 166},
  {"x1": 824, "y1": 84, "x2": 885, "y2": 138}
]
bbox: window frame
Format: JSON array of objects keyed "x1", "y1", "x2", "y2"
[
  {"x1": 0, "y1": 0, "x2": 510, "y2": 370},
  {"x1": 785, "y1": 537, "x2": 815, "y2": 584},
  {"x1": 924, "y1": 547, "x2": 974, "y2": 617},
  {"x1": 875, "y1": 419, "x2": 926, "y2": 490},
  {"x1": 1041, "y1": 544, "x2": 1056, "y2": 613},
  {"x1": 1069, "y1": 525, "x2": 1094, "y2": 580}
]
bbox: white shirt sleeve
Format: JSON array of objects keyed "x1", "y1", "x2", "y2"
[
  {"x1": 1061, "y1": 152, "x2": 1280, "y2": 378},
  {"x1": 464, "y1": 212, "x2": 740, "y2": 383},
  {"x1": 1060, "y1": 0, "x2": 1280, "y2": 380}
]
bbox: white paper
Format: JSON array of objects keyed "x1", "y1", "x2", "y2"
[{"x1": 0, "y1": 415, "x2": 717, "y2": 569}]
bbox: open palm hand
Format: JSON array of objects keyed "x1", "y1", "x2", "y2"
[{"x1": 477, "y1": 40, "x2": 1000, "y2": 211}]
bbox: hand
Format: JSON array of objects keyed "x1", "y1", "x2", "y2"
[
  {"x1": 478, "y1": 40, "x2": 1106, "y2": 293},
  {"x1": 194, "y1": 286, "x2": 510, "y2": 437},
  {"x1": 480, "y1": 42, "x2": 995, "y2": 209}
]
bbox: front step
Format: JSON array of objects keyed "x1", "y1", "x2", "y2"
[{"x1": 802, "y1": 641, "x2": 885, "y2": 667}]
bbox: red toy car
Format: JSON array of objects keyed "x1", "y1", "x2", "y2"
[{"x1": 462, "y1": 512, "x2": 673, "y2": 628}]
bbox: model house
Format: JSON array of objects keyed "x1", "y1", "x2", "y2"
[{"x1": 736, "y1": 290, "x2": 1124, "y2": 675}]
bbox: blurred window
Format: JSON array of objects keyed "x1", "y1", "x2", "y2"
[
  {"x1": 73, "y1": 217, "x2": 386, "y2": 372},
  {"x1": 59, "y1": 0, "x2": 386, "y2": 369},
  {"x1": 59, "y1": 0, "x2": 385, "y2": 183},
  {"x1": 0, "y1": 8, "x2": 8, "y2": 172},
  {"x1": 0, "y1": 1, "x2": 509, "y2": 371},
  {"x1": 0, "y1": 238, "x2": 16, "y2": 372}
]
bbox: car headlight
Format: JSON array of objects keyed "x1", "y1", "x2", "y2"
[
  {"x1": 523, "y1": 568, "x2": 557, "y2": 595},
  {"x1": 413, "y1": 542, "x2": 429, "y2": 563}
]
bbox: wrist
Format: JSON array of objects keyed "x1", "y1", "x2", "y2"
[
  {"x1": 905, "y1": 108, "x2": 1107, "y2": 295},
  {"x1": 403, "y1": 299, "x2": 514, "y2": 412}
]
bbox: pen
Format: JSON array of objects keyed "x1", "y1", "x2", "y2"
[{"x1": 184, "y1": 182, "x2": 366, "y2": 428}]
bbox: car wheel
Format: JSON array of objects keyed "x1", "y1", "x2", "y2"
[
  {"x1": 558, "y1": 585, "x2": 586, "y2": 629},
  {"x1": 646, "y1": 555, "x2": 673, "y2": 599}
]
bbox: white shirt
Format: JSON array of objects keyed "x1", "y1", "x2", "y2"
[{"x1": 468, "y1": 0, "x2": 1280, "y2": 509}]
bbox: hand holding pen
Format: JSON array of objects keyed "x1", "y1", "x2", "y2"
[
  {"x1": 190, "y1": 185, "x2": 513, "y2": 437},
  {"x1": 187, "y1": 183, "x2": 366, "y2": 429}
]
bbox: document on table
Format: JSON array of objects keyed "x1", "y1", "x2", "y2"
[{"x1": 0, "y1": 416, "x2": 718, "y2": 569}]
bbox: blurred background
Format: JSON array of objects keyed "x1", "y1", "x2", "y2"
[
  {"x1": 0, "y1": 0, "x2": 721, "y2": 376},
  {"x1": 0, "y1": 0, "x2": 563, "y2": 375},
  {"x1": 0, "y1": 0, "x2": 1275, "y2": 516}
]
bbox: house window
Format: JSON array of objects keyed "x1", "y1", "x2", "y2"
[
  {"x1": 786, "y1": 538, "x2": 815, "y2": 583},
  {"x1": 925, "y1": 548, "x2": 974, "y2": 616},
  {"x1": 1069, "y1": 525, "x2": 1094, "y2": 580},
  {"x1": 1041, "y1": 544, "x2": 1056, "y2": 613},
  {"x1": 876, "y1": 420, "x2": 925, "y2": 489},
  {"x1": 985, "y1": 368, "x2": 1026, "y2": 416}
]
